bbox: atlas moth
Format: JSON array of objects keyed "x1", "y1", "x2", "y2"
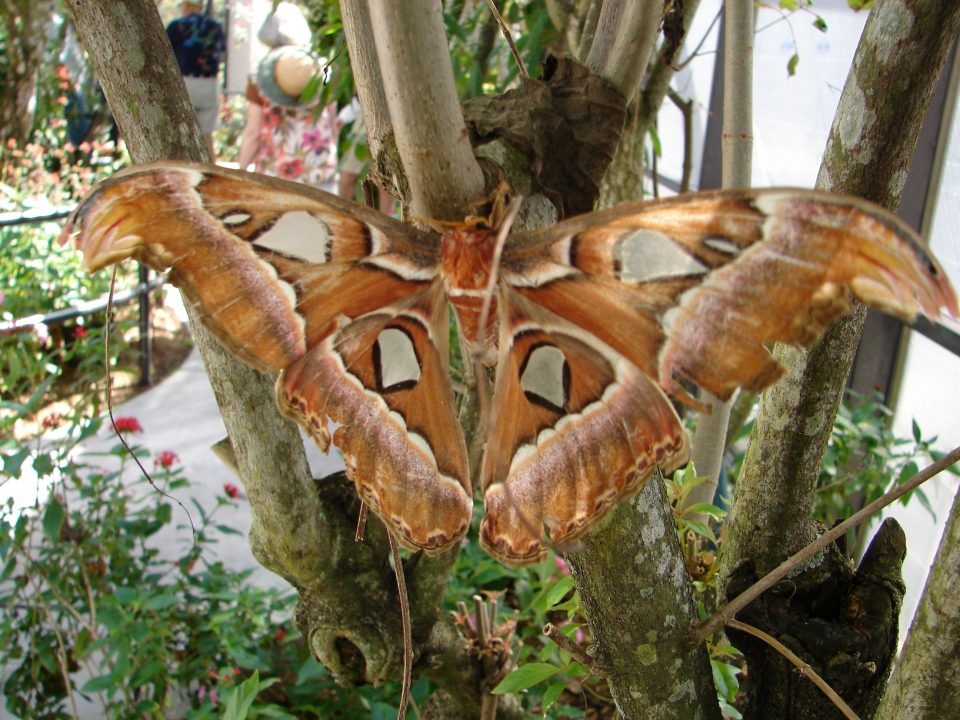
[{"x1": 60, "y1": 163, "x2": 959, "y2": 565}]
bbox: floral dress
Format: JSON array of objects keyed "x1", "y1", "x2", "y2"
[{"x1": 248, "y1": 84, "x2": 339, "y2": 188}]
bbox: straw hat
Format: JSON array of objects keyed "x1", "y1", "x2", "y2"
[{"x1": 257, "y1": 47, "x2": 326, "y2": 107}]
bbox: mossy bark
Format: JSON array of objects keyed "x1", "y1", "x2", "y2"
[
  {"x1": 566, "y1": 477, "x2": 721, "y2": 720},
  {"x1": 875, "y1": 484, "x2": 960, "y2": 718}
]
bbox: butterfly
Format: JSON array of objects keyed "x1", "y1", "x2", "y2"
[{"x1": 60, "y1": 162, "x2": 958, "y2": 566}]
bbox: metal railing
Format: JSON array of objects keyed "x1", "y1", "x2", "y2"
[{"x1": 1, "y1": 206, "x2": 161, "y2": 386}]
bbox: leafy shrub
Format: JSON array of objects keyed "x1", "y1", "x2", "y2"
[{"x1": 0, "y1": 419, "x2": 404, "y2": 719}]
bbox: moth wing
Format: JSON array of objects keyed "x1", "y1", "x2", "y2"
[
  {"x1": 60, "y1": 162, "x2": 439, "y2": 372},
  {"x1": 278, "y1": 282, "x2": 473, "y2": 555},
  {"x1": 502, "y1": 189, "x2": 958, "y2": 403},
  {"x1": 479, "y1": 289, "x2": 687, "y2": 566}
]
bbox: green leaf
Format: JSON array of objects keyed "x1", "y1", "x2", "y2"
[
  {"x1": 912, "y1": 418, "x2": 922, "y2": 443},
  {"x1": 812, "y1": 15, "x2": 828, "y2": 32},
  {"x1": 222, "y1": 671, "x2": 264, "y2": 720},
  {"x1": 114, "y1": 586, "x2": 138, "y2": 606},
  {"x1": 541, "y1": 680, "x2": 566, "y2": 714},
  {"x1": 41, "y1": 499, "x2": 65, "y2": 543},
  {"x1": 493, "y1": 662, "x2": 561, "y2": 694},
  {"x1": 787, "y1": 53, "x2": 800, "y2": 77},
  {"x1": 2, "y1": 447, "x2": 31, "y2": 476},
  {"x1": 683, "y1": 519, "x2": 716, "y2": 543},
  {"x1": 684, "y1": 503, "x2": 726, "y2": 520},
  {"x1": 82, "y1": 673, "x2": 116, "y2": 693},
  {"x1": 142, "y1": 593, "x2": 178, "y2": 611},
  {"x1": 648, "y1": 125, "x2": 662, "y2": 157},
  {"x1": 32, "y1": 451, "x2": 56, "y2": 477},
  {"x1": 779, "y1": 0, "x2": 799, "y2": 9},
  {"x1": 215, "y1": 524, "x2": 244, "y2": 536},
  {"x1": 544, "y1": 575, "x2": 575, "y2": 608}
]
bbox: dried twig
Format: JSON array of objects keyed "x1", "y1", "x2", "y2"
[
  {"x1": 484, "y1": 0, "x2": 529, "y2": 77},
  {"x1": 692, "y1": 445, "x2": 960, "y2": 645},
  {"x1": 355, "y1": 502, "x2": 369, "y2": 542},
  {"x1": 104, "y1": 268, "x2": 196, "y2": 542},
  {"x1": 387, "y1": 530, "x2": 412, "y2": 720},
  {"x1": 543, "y1": 622, "x2": 595, "y2": 669}
]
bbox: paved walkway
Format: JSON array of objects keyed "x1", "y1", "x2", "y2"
[
  {"x1": 76, "y1": 343, "x2": 345, "y2": 589},
  {"x1": 1, "y1": 317, "x2": 347, "y2": 719}
]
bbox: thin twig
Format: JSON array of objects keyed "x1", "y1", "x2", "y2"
[
  {"x1": 727, "y1": 619, "x2": 859, "y2": 720},
  {"x1": 387, "y1": 530, "x2": 412, "y2": 720},
  {"x1": 475, "y1": 594, "x2": 491, "y2": 645},
  {"x1": 543, "y1": 622, "x2": 594, "y2": 669},
  {"x1": 355, "y1": 502, "x2": 369, "y2": 542},
  {"x1": 104, "y1": 269, "x2": 197, "y2": 542},
  {"x1": 39, "y1": 594, "x2": 81, "y2": 719},
  {"x1": 484, "y1": 0, "x2": 528, "y2": 77},
  {"x1": 692, "y1": 445, "x2": 960, "y2": 644}
]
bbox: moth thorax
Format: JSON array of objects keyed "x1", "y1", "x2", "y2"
[{"x1": 440, "y1": 225, "x2": 497, "y2": 292}]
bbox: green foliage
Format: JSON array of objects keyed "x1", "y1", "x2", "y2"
[
  {"x1": 0, "y1": 422, "x2": 409, "y2": 718},
  {"x1": 0, "y1": 220, "x2": 139, "y2": 427}
]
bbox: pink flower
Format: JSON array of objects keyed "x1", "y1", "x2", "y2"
[
  {"x1": 223, "y1": 483, "x2": 241, "y2": 499},
  {"x1": 113, "y1": 416, "x2": 143, "y2": 433},
  {"x1": 554, "y1": 556, "x2": 570, "y2": 576},
  {"x1": 301, "y1": 128, "x2": 326, "y2": 152},
  {"x1": 34, "y1": 322, "x2": 50, "y2": 344},
  {"x1": 263, "y1": 108, "x2": 281, "y2": 128},
  {"x1": 154, "y1": 450, "x2": 179, "y2": 469}
]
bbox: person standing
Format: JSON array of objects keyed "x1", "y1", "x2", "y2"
[
  {"x1": 166, "y1": 1, "x2": 226, "y2": 159},
  {"x1": 237, "y1": 45, "x2": 340, "y2": 191}
]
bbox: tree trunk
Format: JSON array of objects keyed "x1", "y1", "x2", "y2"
[
  {"x1": 566, "y1": 477, "x2": 721, "y2": 719},
  {"x1": 720, "y1": 0, "x2": 960, "y2": 716},
  {"x1": 1, "y1": 0, "x2": 57, "y2": 152},
  {"x1": 875, "y1": 483, "x2": 960, "y2": 718}
]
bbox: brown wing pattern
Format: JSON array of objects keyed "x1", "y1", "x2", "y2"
[
  {"x1": 504, "y1": 189, "x2": 958, "y2": 403},
  {"x1": 63, "y1": 165, "x2": 959, "y2": 567},
  {"x1": 479, "y1": 289, "x2": 687, "y2": 565},
  {"x1": 60, "y1": 162, "x2": 439, "y2": 372},
  {"x1": 279, "y1": 283, "x2": 472, "y2": 555}
]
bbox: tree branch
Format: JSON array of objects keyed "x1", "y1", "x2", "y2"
[
  {"x1": 721, "y1": 0, "x2": 960, "y2": 582},
  {"x1": 875, "y1": 476, "x2": 960, "y2": 718},
  {"x1": 367, "y1": 0, "x2": 485, "y2": 219},
  {"x1": 584, "y1": 0, "x2": 665, "y2": 102},
  {"x1": 685, "y1": 0, "x2": 754, "y2": 526},
  {"x1": 695, "y1": 445, "x2": 960, "y2": 645},
  {"x1": 565, "y1": 475, "x2": 721, "y2": 719}
]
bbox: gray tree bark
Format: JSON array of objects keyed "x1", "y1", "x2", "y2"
[
  {"x1": 566, "y1": 477, "x2": 721, "y2": 719},
  {"x1": 875, "y1": 483, "x2": 960, "y2": 718}
]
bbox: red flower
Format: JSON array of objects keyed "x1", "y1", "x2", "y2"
[
  {"x1": 42, "y1": 412, "x2": 62, "y2": 429},
  {"x1": 154, "y1": 450, "x2": 179, "y2": 469},
  {"x1": 277, "y1": 157, "x2": 304, "y2": 180},
  {"x1": 223, "y1": 483, "x2": 241, "y2": 499},
  {"x1": 113, "y1": 416, "x2": 143, "y2": 433},
  {"x1": 275, "y1": 628, "x2": 286, "y2": 642},
  {"x1": 74, "y1": 326, "x2": 87, "y2": 338}
]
